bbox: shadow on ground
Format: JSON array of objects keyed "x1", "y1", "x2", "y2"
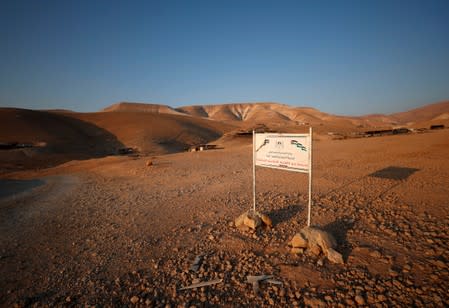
[
  {"x1": 0, "y1": 179, "x2": 45, "y2": 199},
  {"x1": 369, "y1": 166, "x2": 419, "y2": 180},
  {"x1": 267, "y1": 203, "x2": 303, "y2": 226},
  {"x1": 322, "y1": 217, "x2": 355, "y2": 261}
]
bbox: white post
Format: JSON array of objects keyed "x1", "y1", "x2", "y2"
[
  {"x1": 307, "y1": 126, "x2": 313, "y2": 226},
  {"x1": 252, "y1": 130, "x2": 256, "y2": 212}
]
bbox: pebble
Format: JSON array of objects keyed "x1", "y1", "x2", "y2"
[
  {"x1": 354, "y1": 295, "x2": 365, "y2": 305},
  {"x1": 130, "y1": 296, "x2": 139, "y2": 304}
]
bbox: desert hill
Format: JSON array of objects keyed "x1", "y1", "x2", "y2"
[
  {"x1": 100, "y1": 100, "x2": 449, "y2": 130},
  {"x1": 0, "y1": 108, "x2": 234, "y2": 173},
  {"x1": 102, "y1": 102, "x2": 185, "y2": 116},
  {"x1": 69, "y1": 111, "x2": 233, "y2": 154},
  {"x1": 0, "y1": 108, "x2": 124, "y2": 171},
  {"x1": 390, "y1": 100, "x2": 449, "y2": 126}
]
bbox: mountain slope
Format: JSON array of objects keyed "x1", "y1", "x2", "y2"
[
  {"x1": 390, "y1": 100, "x2": 449, "y2": 125},
  {"x1": 69, "y1": 111, "x2": 234, "y2": 154}
]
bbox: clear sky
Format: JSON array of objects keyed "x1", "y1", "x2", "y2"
[{"x1": 1, "y1": 0, "x2": 448, "y2": 115}]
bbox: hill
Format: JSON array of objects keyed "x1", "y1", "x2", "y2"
[
  {"x1": 69, "y1": 111, "x2": 233, "y2": 154},
  {"x1": 0, "y1": 108, "x2": 234, "y2": 173},
  {"x1": 102, "y1": 102, "x2": 185, "y2": 116},
  {"x1": 390, "y1": 100, "x2": 449, "y2": 127},
  {"x1": 0, "y1": 108, "x2": 124, "y2": 172}
]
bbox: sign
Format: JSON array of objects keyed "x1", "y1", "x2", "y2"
[
  {"x1": 255, "y1": 133, "x2": 310, "y2": 173},
  {"x1": 252, "y1": 128, "x2": 313, "y2": 226}
]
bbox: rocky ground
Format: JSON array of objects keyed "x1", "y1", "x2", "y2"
[{"x1": 1, "y1": 130, "x2": 448, "y2": 307}]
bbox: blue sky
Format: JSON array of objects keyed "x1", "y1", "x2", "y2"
[{"x1": 0, "y1": 0, "x2": 448, "y2": 115}]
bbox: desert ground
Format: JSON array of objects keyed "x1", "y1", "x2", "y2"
[{"x1": 1, "y1": 102, "x2": 449, "y2": 307}]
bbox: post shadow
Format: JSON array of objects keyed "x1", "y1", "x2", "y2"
[{"x1": 266, "y1": 203, "x2": 303, "y2": 226}]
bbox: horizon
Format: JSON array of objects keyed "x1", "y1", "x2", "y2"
[{"x1": 1, "y1": 0, "x2": 449, "y2": 116}]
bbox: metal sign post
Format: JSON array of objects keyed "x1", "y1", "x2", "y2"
[
  {"x1": 252, "y1": 130, "x2": 256, "y2": 212},
  {"x1": 307, "y1": 126, "x2": 312, "y2": 226}
]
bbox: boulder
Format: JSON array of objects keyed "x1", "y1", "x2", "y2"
[
  {"x1": 289, "y1": 225, "x2": 344, "y2": 264},
  {"x1": 291, "y1": 247, "x2": 304, "y2": 254},
  {"x1": 234, "y1": 211, "x2": 272, "y2": 231},
  {"x1": 326, "y1": 247, "x2": 344, "y2": 264},
  {"x1": 290, "y1": 233, "x2": 308, "y2": 248},
  {"x1": 300, "y1": 226, "x2": 337, "y2": 253},
  {"x1": 309, "y1": 244, "x2": 322, "y2": 256},
  {"x1": 244, "y1": 212, "x2": 262, "y2": 230},
  {"x1": 259, "y1": 213, "x2": 273, "y2": 228},
  {"x1": 146, "y1": 160, "x2": 153, "y2": 166},
  {"x1": 234, "y1": 212, "x2": 247, "y2": 228}
]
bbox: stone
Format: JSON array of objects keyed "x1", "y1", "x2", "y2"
[
  {"x1": 291, "y1": 233, "x2": 308, "y2": 248},
  {"x1": 354, "y1": 295, "x2": 365, "y2": 305},
  {"x1": 259, "y1": 213, "x2": 273, "y2": 228},
  {"x1": 244, "y1": 212, "x2": 262, "y2": 230},
  {"x1": 291, "y1": 247, "x2": 304, "y2": 254},
  {"x1": 309, "y1": 244, "x2": 322, "y2": 256},
  {"x1": 300, "y1": 226, "x2": 337, "y2": 253},
  {"x1": 369, "y1": 249, "x2": 382, "y2": 258},
  {"x1": 304, "y1": 297, "x2": 326, "y2": 307},
  {"x1": 234, "y1": 212, "x2": 247, "y2": 228},
  {"x1": 146, "y1": 160, "x2": 153, "y2": 166},
  {"x1": 326, "y1": 248, "x2": 344, "y2": 264},
  {"x1": 130, "y1": 296, "x2": 139, "y2": 304}
]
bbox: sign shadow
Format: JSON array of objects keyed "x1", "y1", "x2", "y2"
[{"x1": 369, "y1": 166, "x2": 419, "y2": 180}]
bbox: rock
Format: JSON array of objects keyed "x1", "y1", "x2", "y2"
[
  {"x1": 300, "y1": 226, "x2": 337, "y2": 253},
  {"x1": 238, "y1": 224, "x2": 251, "y2": 232},
  {"x1": 304, "y1": 297, "x2": 326, "y2": 307},
  {"x1": 244, "y1": 212, "x2": 262, "y2": 230},
  {"x1": 130, "y1": 296, "x2": 139, "y2": 304},
  {"x1": 354, "y1": 295, "x2": 365, "y2": 305},
  {"x1": 235, "y1": 211, "x2": 271, "y2": 231},
  {"x1": 369, "y1": 249, "x2": 382, "y2": 258},
  {"x1": 234, "y1": 212, "x2": 247, "y2": 228},
  {"x1": 291, "y1": 233, "x2": 308, "y2": 248},
  {"x1": 259, "y1": 213, "x2": 273, "y2": 228},
  {"x1": 146, "y1": 160, "x2": 153, "y2": 166},
  {"x1": 309, "y1": 244, "x2": 321, "y2": 256},
  {"x1": 326, "y1": 248, "x2": 344, "y2": 264},
  {"x1": 291, "y1": 247, "x2": 304, "y2": 254}
]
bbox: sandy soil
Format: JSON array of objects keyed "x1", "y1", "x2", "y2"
[{"x1": 1, "y1": 130, "x2": 448, "y2": 307}]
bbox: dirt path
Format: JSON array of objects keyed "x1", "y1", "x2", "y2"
[{"x1": 0, "y1": 130, "x2": 448, "y2": 306}]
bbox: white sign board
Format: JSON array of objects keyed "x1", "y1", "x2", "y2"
[{"x1": 255, "y1": 133, "x2": 310, "y2": 173}]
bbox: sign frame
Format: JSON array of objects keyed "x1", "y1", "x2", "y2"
[{"x1": 252, "y1": 127, "x2": 313, "y2": 226}]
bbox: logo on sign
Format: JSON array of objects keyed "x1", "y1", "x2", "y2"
[
  {"x1": 291, "y1": 140, "x2": 307, "y2": 151},
  {"x1": 256, "y1": 139, "x2": 269, "y2": 152},
  {"x1": 275, "y1": 140, "x2": 284, "y2": 149}
]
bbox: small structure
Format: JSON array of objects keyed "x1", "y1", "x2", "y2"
[
  {"x1": 392, "y1": 127, "x2": 410, "y2": 135},
  {"x1": 117, "y1": 147, "x2": 136, "y2": 155},
  {"x1": 188, "y1": 144, "x2": 218, "y2": 152},
  {"x1": 364, "y1": 129, "x2": 393, "y2": 137},
  {"x1": 0, "y1": 142, "x2": 34, "y2": 150}
]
